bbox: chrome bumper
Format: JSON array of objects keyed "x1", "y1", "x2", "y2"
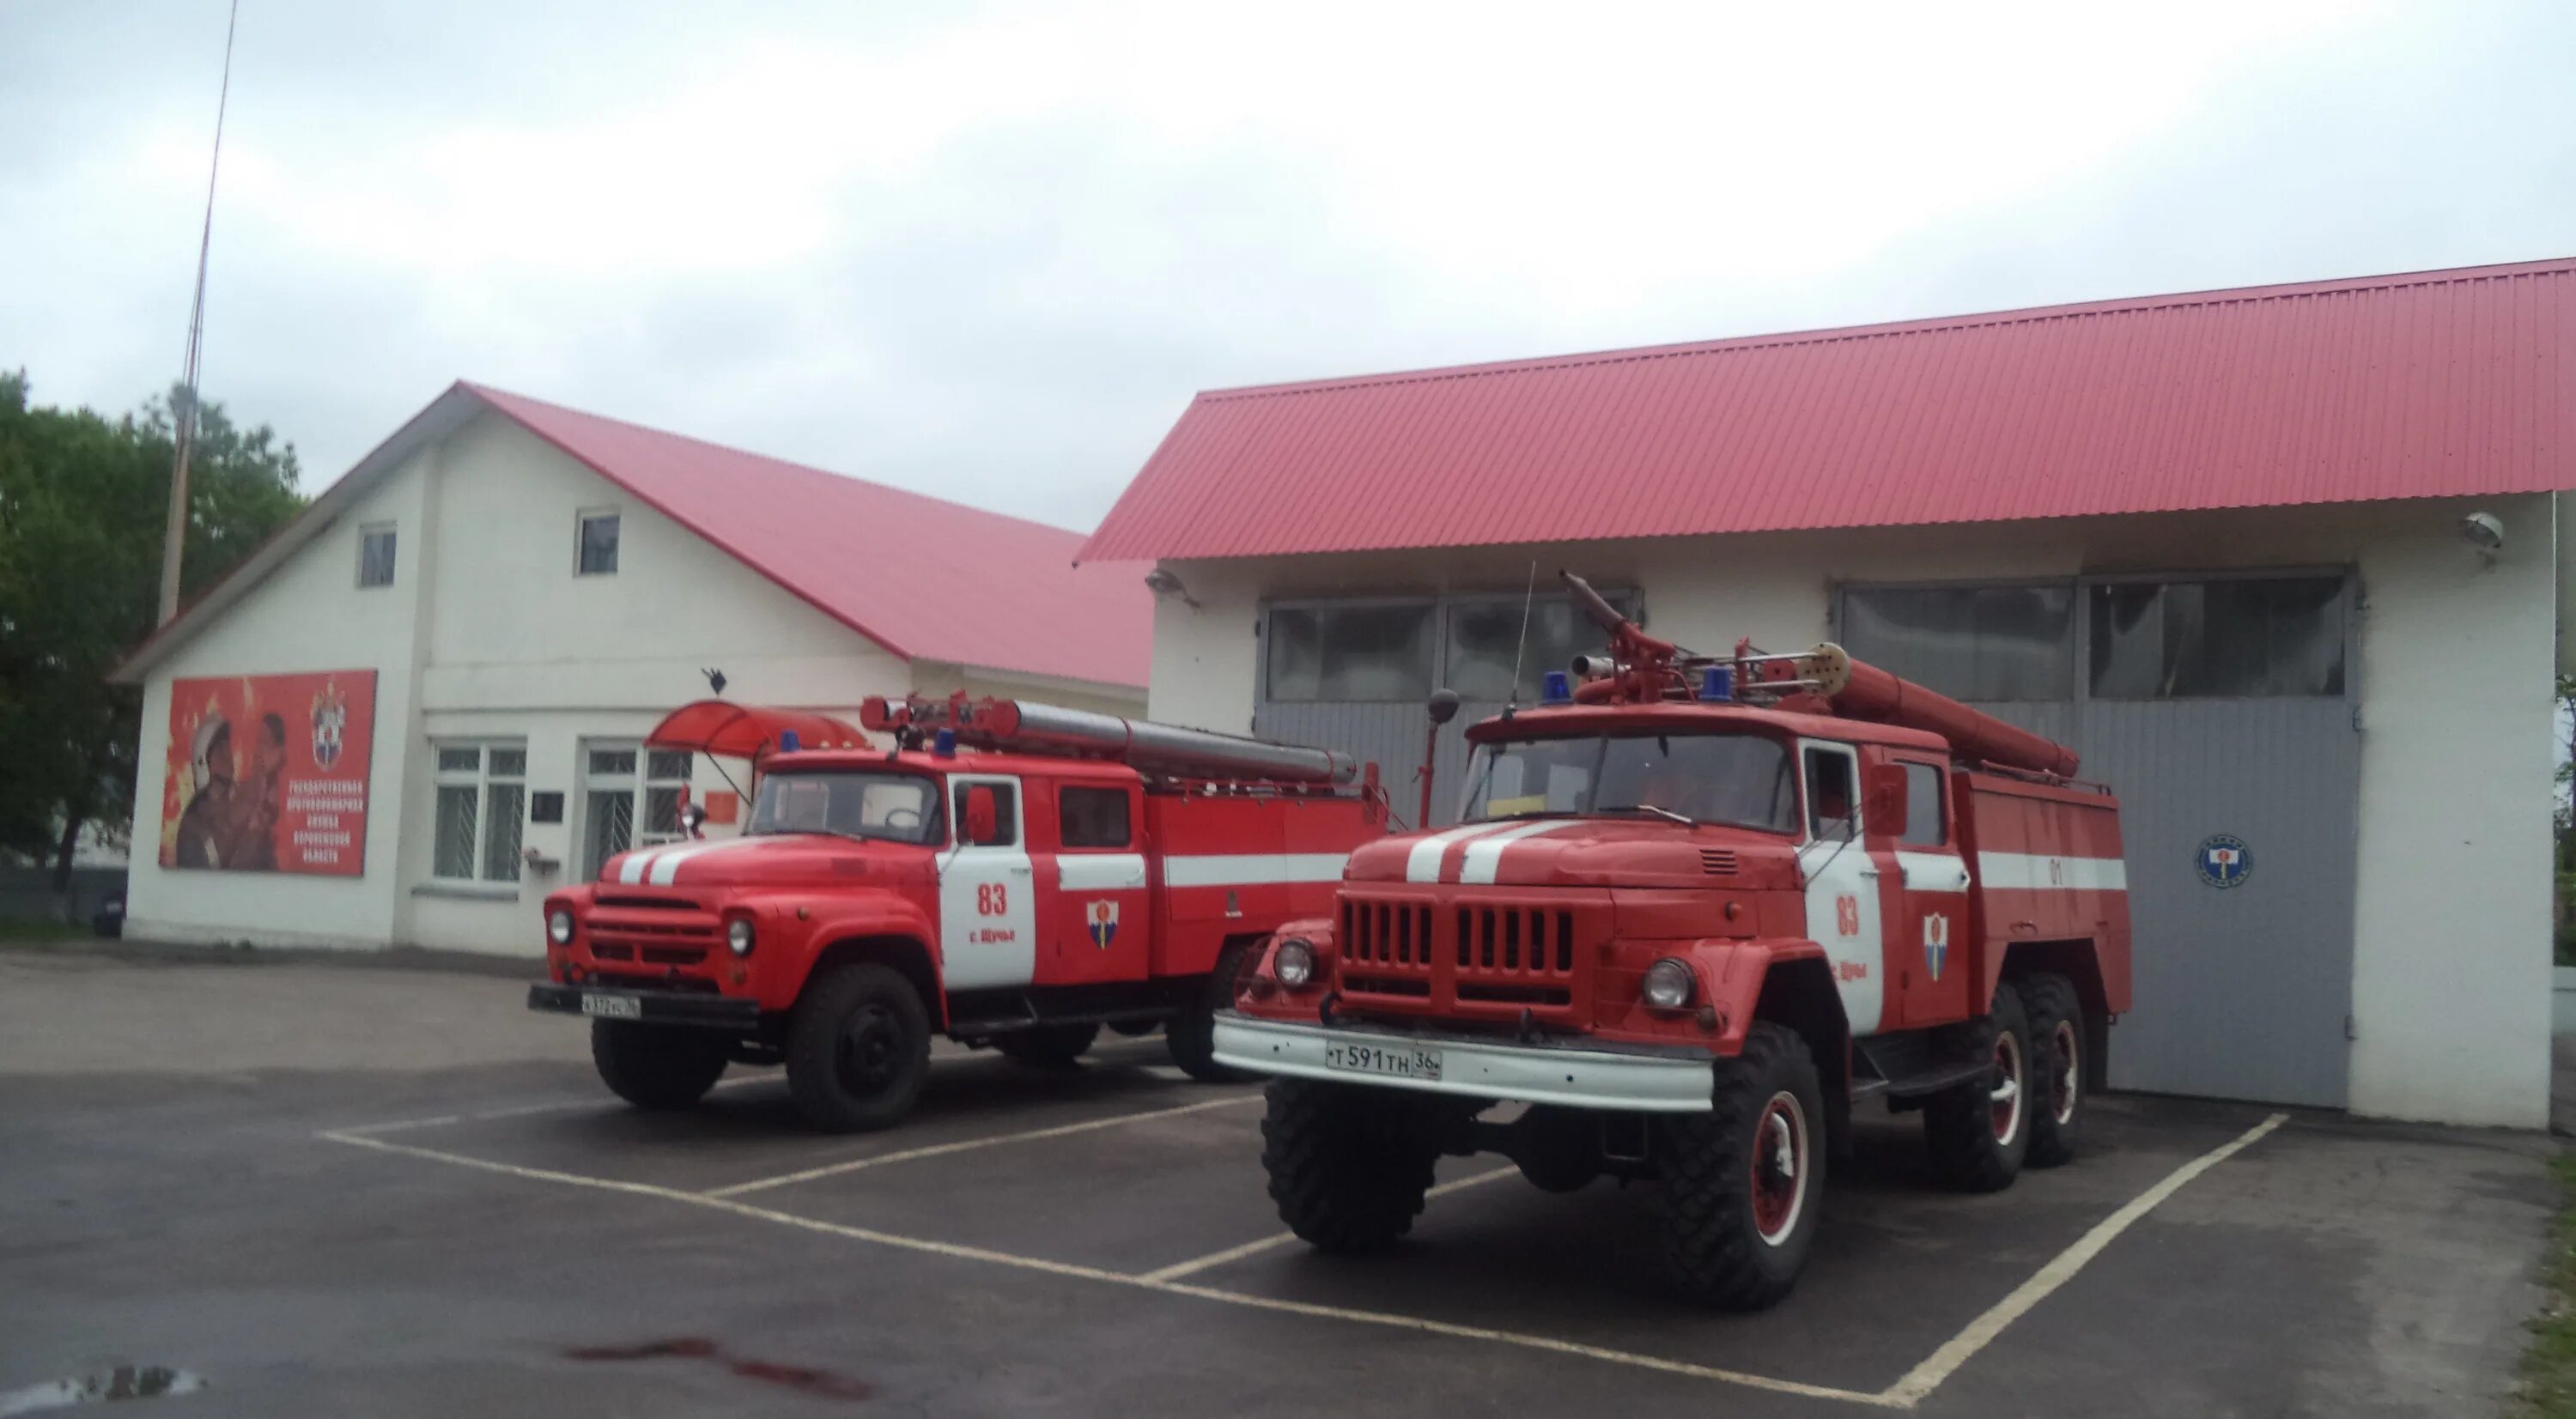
[{"x1": 1212, "y1": 1013, "x2": 1714, "y2": 1113}]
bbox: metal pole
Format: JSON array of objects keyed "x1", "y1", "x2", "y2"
[{"x1": 156, "y1": 0, "x2": 241, "y2": 626}]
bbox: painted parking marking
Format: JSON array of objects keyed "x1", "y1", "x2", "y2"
[
  {"x1": 316, "y1": 1109, "x2": 2290, "y2": 1408},
  {"x1": 1137, "y1": 1164, "x2": 1522, "y2": 1283},
  {"x1": 703, "y1": 1094, "x2": 1262, "y2": 1198}
]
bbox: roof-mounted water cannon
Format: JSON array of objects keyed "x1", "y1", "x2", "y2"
[{"x1": 1552, "y1": 570, "x2": 2081, "y2": 778}]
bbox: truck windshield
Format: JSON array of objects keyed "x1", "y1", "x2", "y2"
[
  {"x1": 1461, "y1": 732, "x2": 1796, "y2": 834},
  {"x1": 748, "y1": 770, "x2": 943, "y2": 846}
]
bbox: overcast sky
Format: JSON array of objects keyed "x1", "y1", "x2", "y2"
[{"x1": 3, "y1": 1, "x2": 2569, "y2": 530}]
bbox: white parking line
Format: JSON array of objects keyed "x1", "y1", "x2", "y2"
[
  {"x1": 317, "y1": 1107, "x2": 2291, "y2": 1408},
  {"x1": 703, "y1": 1094, "x2": 1261, "y2": 1198},
  {"x1": 1138, "y1": 1164, "x2": 1522, "y2": 1283},
  {"x1": 1877, "y1": 1110, "x2": 2288, "y2": 1405}
]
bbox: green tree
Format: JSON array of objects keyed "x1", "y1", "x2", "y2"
[{"x1": 0, "y1": 372, "x2": 305, "y2": 910}]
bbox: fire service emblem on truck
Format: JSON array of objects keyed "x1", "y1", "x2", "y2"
[
  {"x1": 1923, "y1": 913, "x2": 1950, "y2": 980},
  {"x1": 1086, "y1": 899, "x2": 1121, "y2": 949}
]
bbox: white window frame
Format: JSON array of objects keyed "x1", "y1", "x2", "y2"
[
  {"x1": 574, "y1": 507, "x2": 621, "y2": 577},
  {"x1": 578, "y1": 740, "x2": 693, "y2": 880},
  {"x1": 357, "y1": 522, "x2": 397, "y2": 589},
  {"x1": 430, "y1": 741, "x2": 526, "y2": 883}
]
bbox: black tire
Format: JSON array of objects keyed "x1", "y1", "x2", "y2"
[
  {"x1": 1923, "y1": 981, "x2": 2033, "y2": 1192},
  {"x1": 2020, "y1": 973, "x2": 2087, "y2": 1168},
  {"x1": 993, "y1": 1022, "x2": 1101, "y2": 1067},
  {"x1": 1261, "y1": 1077, "x2": 1443, "y2": 1253},
  {"x1": 1108, "y1": 1019, "x2": 1160, "y2": 1038},
  {"x1": 1168, "y1": 939, "x2": 1259, "y2": 1082},
  {"x1": 1656, "y1": 1022, "x2": 1825, "y2": 1310},
  {"x1": 590, "y1": 1021, "x2": 730, "y2": 1111},
  {"x1": 786, "y1": 963, "x2": 932, "y2": 1133}
]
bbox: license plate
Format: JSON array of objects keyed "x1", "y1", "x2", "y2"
[
  {"x1": 1323, "y1": 1040, "x2": 1443, "y2": 1082},
  {"x1": 580, "y1": 992, "x2": 642, "y2": 1020}
]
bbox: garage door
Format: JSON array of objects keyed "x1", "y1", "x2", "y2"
[{"x1": 1845, "y1": 575, "x2": 2358, "y2": 1109}]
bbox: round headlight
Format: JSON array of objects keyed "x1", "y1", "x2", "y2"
[
  {"x1": 726, "y1": 919, "x2": 756, "y2": 956},
  {"x1": 547, "y1": 909, "x2": 574, "y2": 946},
  {"x1": 1642, "y1": 957, "x2": 1696, "y2": 1010},
  {"x1": 1273, "y1": 937, "x2": 1316, "y2": 988}
]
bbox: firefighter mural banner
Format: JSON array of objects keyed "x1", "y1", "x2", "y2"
[{"x1": 158, "y1": 670, "x2": 377, "y2": 875}]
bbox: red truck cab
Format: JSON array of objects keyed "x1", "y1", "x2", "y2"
[
  {"x1": 531, "y1": 695, "x2": 1383, "y2": 1131},
  {"x1": 1216, "y1": 576, "x2": 2129, "y2": 1308}
]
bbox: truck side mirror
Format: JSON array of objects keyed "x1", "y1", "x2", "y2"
[
  {"x1": 963, "y1": 785, "x2": 1000, "y2": 846},
  {"x1": 1864, "y1": 763, "x2": 1908, "y2": 835}
]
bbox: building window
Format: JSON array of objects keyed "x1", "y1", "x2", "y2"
[
  {"x1": 1839, "y1": 585, "x2": 2074, "y2": 702},
  {"x1": 2088, "y1": 577, "x2": 2346, "y2": 699},
  {"x1": 1443, "y1": 595, "x2": 1629, "y2": 702},
  {"x1": 1898, "y1": 762, "x2": 1945, "y2": 846},
  {"x1": 576, "y1": 510, "x2": 621, "y2": 576},
  {"x1": 432, "y1": 742, "x2": 526, "y2": 882},
  {"x1": 580, "y1": 743, "x2": 692, "y2": 880},
  {"x1": 1058, "y1": 786, "x2": 1131, "y2": 848},
  {"x1": 1267, "y1": 603, "x2": 1433, "y2": 702},
  {"x1": 357, "y1": 524, "x2": 396, "y2": 588}
]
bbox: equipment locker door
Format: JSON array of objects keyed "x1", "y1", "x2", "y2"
[
  {"x1": 940, "y1": 775, "x2": 1036, "y2": 990},
  {"x1": 1798, "y1": 741, "x2": 1886, "y2": 1037}
]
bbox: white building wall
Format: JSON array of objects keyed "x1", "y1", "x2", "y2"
[{"x1": 1145, "y1": 494, "x2": 2557, "y2": 1127}]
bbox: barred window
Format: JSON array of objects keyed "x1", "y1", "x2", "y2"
[{"x1": 431, "y1": 742, "x2": 526, "y2": 882}]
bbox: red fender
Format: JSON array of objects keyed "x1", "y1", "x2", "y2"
[{"x1": 772, "y1": 896, "x2": 945, "y2": 1019}]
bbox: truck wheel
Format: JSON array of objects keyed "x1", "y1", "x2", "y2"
[
  {"x1": 786, "y1": 963, "x2": 931, "y2": 1132},
  {"x1": 993, "y1": 1022, "x2": 1100, "y2": 1067},
  {"x1": 590, "y1": 1021, "x2": 730, "y2": 1110},
  {"x1": 1656, "y1": 1022, "x2": 1823, "y2": 1310},
  {"x1": 2020, "y1": 973, "x2": 2086, "y2": 1168},
  {"x1": 1261, "y1": 1077, "x2": 1443, "y2": 1252},
  {"x1": 1923, "y1": 981, "x2": 2033, "y2": 1192},
  {"x1": 1168, "y1": 939, "x2": 1258, "y2": 1082}
]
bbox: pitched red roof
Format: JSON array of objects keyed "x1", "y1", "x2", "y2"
[
  {"x1": 470, "y1": 385, "x2": 1148, "y2": 687},
  {"x1": 1078, "y1": 257, "x2": 2576, "y2": 562},
  {"x1": 114, "y1": 384, "x2": 1149, "y2": 688}
]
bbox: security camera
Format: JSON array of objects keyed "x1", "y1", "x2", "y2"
[
  {"x1": 1142, "y1": 567, "x2": 1200, "y2": 609},
  {"x1": 2461, "y1": 511, "x2": 2504, "y2": 559}
]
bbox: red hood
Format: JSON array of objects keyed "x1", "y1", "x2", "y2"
[
  {"x1": 1346, "y1": 818, "x2": 1797, "y2": 890},
  {"x1": 598, "y1": 833, "x2": 933, "y2": 890}
]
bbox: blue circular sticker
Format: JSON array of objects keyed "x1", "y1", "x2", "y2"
[{"x1": 2196, "y1": 834, "x2": 2251, "y2": 888}]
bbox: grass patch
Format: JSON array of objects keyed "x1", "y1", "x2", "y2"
[
  {"x1": 0, "y1": 917, "x2": 93, "y2": 943},
  {"x1": 2518, "y1": 1155, "x2": 2576, "y2": 1416}
]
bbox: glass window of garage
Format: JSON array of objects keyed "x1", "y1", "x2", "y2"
[
  {"x1": 1058, "y1": 786, "x2": 1131, "y2": 848},
  {"x1": 432, "y1": 743, "x2": 526, "y2": 882},
  {"x1": 2088, "y1": 577, "x2": 2346, "y2": 698},
  {"x1": 1839, "y1": 585, "x2": 2075, "y2": 701},
  {"x1": 1266, "y1": 603, "x2": 1433, "y2": 701},
  {"x1": 1444, "y1": 595, "x2": 1630, "y2": 702}
]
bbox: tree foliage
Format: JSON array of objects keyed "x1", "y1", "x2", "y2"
[{"x1": 0, "y1": 372, "x2": 305, "y2": 891}]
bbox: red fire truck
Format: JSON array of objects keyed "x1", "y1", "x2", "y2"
[
  {"x1": 1216, "y1": 575, "x2": 2129, "y2": 1309},
  {"x1": 528, "y1": 695, "x2": 1384, "y2": 1132}
]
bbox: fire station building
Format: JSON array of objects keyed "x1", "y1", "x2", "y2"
[
  {"x1": 1083, "y1": 258, "x2": 2576, "y2": 1129},
  {"x1": 111, "y1": 382, "x2": 1149, "y2": 959}
]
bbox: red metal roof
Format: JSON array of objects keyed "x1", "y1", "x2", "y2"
[
  {"x1": 1079, "y1": 258, "x2": 2576, "y2": 562},
  {"x1": 471, "y1": 386, "x2": 1149, "y2": 687},
  {"x1": 114, "y1": 384, "x2": 1151, "y2": 688}
]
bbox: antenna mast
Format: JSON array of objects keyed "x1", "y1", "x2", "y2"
[{"x1": 156, "y1": 0, "x2": 242, "y2": 626}]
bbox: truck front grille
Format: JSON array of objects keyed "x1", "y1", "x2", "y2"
[
  {"x1": 580, "y1": 892, "x2": 721, "y2": 975},
  {"x1": 1335, "y1": 890, "x2": 1601, "y2": 1023}
]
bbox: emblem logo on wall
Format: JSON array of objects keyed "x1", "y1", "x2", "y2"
[
  {"x1": 310, "y1": 682, "x2": 349, "y2": 769},
  {"x1": 1923, "y1": 913, "x2": 1950, "y2": 981},
  {"x1": 1086, "y1": 899, "x2": 1121, "y2": 949},
  {"x1": 2196, "y1": 834, "x2": 2251, "y2": 889}
]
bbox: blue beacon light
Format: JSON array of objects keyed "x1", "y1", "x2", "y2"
[
  {"x1": 1541, "y1": 670, "x2": 1573, "y2": 706},
  {"x1": 933, "y1": 727, "x2": 957, "y2": 758},
  {"x1": 778, "y1": 729, "x2": 801, "y2": 753},
  {"x1": 1698, "y1": 666, "x2": 1735, "y2": 702}
]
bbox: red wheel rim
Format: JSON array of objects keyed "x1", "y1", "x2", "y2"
[
  {"x1": 1748, "y1": 1090, "x2": 1808, "y2": 1246},
  {"x1": 2049, "y1": 1020, "x2": 2080, "y2": 1126},
  {"x1": 1989, "y1": 1029, "x2": 2025, "y2": 1144}
]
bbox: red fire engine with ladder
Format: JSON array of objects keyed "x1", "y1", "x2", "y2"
[
  {"x1": 529, "y1": 695, "x2": 1384, "y2": 1132},
  {"x1": 1216, "y1": 573, "x2": 2130, "y2": 1309}
]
